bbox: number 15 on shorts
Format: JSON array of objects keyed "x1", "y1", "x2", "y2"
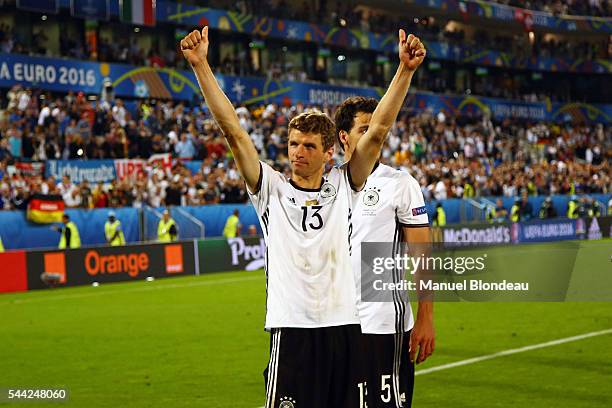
[{"x1": 357, "y1": 375, "x2": 392, "y2": 407}]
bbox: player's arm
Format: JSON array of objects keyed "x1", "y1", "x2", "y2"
[
  {"x1": 403, "y1": 225, "x2": 435, "y2": 364},
  {"x1": 348, "y1": 30, "x2": 425, "y2": 190},
  {"x1": 181, "y1": 27, "x2": 260, "y2": 192}
]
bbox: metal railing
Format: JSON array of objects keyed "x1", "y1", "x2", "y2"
[
  {"x1": 143, "y1": 206, "x2": 163, "y2": 242},
  {"x1": 460, "y1": 198, "x2": 487, "y2": 223},
  {"x1": 170, "y1": 207, "x2": 205, "y2": 239}
]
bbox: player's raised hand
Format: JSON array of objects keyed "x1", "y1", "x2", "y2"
[
  {"x1": 398, "y1": 29, "x2": 426, "y2": 71},
  {"x1": 181, "y1": 26, "x2": 209, "y2": 66}
]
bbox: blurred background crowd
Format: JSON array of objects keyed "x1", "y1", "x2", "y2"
[{"x1": 0, "y1": 86, "x2": 609, "y2": 215}]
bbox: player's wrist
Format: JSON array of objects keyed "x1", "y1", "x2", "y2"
[
  {"x1": 398, "y1": 62, "x2": 416, "y2": 75},
  {"x1": 189, "y1": 57, "x2": 208, "y2": 68},
  {"x1": 416, "y1": 300, "x2": 434, "y2": 319}
]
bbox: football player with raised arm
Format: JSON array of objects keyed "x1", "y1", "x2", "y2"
[
  {"x1": 181, "y1": 26, "x2": 425, "y2": 407},
  {"x1": 335, "y1": 96, "x2": 434, "y2": 407}
]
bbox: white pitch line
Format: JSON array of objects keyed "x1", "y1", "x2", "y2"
[
  {"x1": 416, "y1": 328, "x2": 612, "y2": 376},
  {"x1": 0, "y1": 275, "x2": 263, "y2": 305}
]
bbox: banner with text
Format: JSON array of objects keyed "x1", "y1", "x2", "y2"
[
  {"x1": 44, "y1": 154, "x2": 172, "y2": 183},
  {"x1": 2, "y1": 53, "x2": 610, "y2": 124},
  {"x1": 25, "y1": 240, "x2": 196, "y2": 290},
  {"x1": 198, "y1": 237, "x2": 265, "y2": 274}
]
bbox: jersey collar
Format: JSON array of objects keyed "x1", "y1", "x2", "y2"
[{"x1": 289, "y1": 177, "x2": 325, "y2": 192}]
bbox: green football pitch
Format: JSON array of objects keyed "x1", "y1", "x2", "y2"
[{"x1": 1, "y1": 240, "x2": 611, "y2": 407}]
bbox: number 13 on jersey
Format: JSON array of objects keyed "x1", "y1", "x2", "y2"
[{"x1": 301, "y1": 205, "x2": 323, "y2": 232}]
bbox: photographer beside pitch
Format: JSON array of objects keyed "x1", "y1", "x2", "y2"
[
  {"x1": 335, "y1": 97, "x2": 434, "y2": 407},
  {"x1": 181, "y1": 26, "x2": 425, "y2": 407}
]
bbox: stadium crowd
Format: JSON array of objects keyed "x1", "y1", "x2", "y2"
[
  {"x1": 490, "y1": 0, "x2": 611, "y2": 17},
  {"x1": 1, "y1": 3, "x2": 608, "y2": 88},
  {"x1": 0, "y1": 87, "x2": 610, "y2": 214}
]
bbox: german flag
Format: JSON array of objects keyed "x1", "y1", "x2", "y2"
[{"x1": 27, "y1": 194, "x2": 65, "y2": 224}]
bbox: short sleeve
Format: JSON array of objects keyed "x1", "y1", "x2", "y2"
[
  {"x1": 247, "y1": 161, "x2": 282, "y2": 215},
  {"x1": 396, "y1": 174, "x2": 429, "y2": 227}
]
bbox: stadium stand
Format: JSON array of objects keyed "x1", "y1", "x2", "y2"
[
  {"x1": 1, "y1": 89, "x2": 609, "y2": 211},
  {"x1": 0, "y1": 0, "x2": 610, "y2": 226}
]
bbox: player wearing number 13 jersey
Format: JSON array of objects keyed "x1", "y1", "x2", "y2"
[{"x1": 181, "y1": 24, "x2": 426, "y2": 407}]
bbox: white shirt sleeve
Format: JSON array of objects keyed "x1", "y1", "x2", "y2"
[
  {"x1": 247, "y1": 161, "x2": 282, "y2": 216},
  {"x1": 396, "y1": 173, "x2": 429, "y2": 226}
]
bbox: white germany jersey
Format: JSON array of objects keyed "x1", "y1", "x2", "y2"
[
  {"x1": 352, "y1": 163, "x2": 429, "y2": 334},
  {"x1": 248, "y1": 161, "x2": 360, "y2": 330}
]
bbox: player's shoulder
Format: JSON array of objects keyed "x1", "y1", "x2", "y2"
[
  {"x1": 261, "y1": 160, "x2": 286, "y2": 181},
  {"x1": 329, "y1": 161, "x2": 350, "y2": 182},
  {"x1": 336, "y1": 161, "x2": 349, "y2": 173}
]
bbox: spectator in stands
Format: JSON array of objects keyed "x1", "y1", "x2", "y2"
[
  {"x1": 64, "y1": 187, "x2": 82, "y2": 208},
  {"x1": 175, "y1": 133, "x2": 196, "y2": 159}
]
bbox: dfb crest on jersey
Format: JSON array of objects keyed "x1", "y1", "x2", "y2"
[
  {"x1": 279, "y1": 396, "x2": 296, "y2": 407},
  {"x1": 320, "y1": 182, "x2": 336, "y2": 198},
  {"x1": 363, "y1": 187, "x2": 380, "y2": 206}
]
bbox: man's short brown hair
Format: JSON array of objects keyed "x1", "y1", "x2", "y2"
[
  {"x1": 333, "y1": 96, "x2": 378, "y2": 151},
  {"x1": 288, "y1": 111, "x2": 336, "y2": 151}
]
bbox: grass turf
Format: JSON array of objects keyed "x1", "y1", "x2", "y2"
[{"x1": 1, "y1": 240, "x2": 611, "y2": 407}]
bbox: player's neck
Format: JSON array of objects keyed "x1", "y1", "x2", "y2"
[{"x1": 290, "y1": 170, "x2": 325, "y2": 190}]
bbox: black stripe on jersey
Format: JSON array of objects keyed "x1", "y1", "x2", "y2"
[
  {"x1": 262, "y1": 207, "x2": 269, "y2": 235},
  {"x1": 264, "y1": 245, "x2": 269, "y2": 325},
  {"x1": 391, "y1": 225, "x2": 401, "y2": 335},
  {"x1": 347, "y1": 208, "x2": 353, "y2": 256},
  {"x1": 391, "y1": 221, "x2": 406, "y2": 408},
  {"x1": 251, "y1": 162, "x2": 264, "y2": 194},
  {"x1": 391, "y1": 222, "x2": 406, "y2": 334},
  {"x1": 262, "y1": 206, "x2": 270, "y2": 332},
  {"x1": 397, "y1": 225, "x2": 406, "y2": 333},
  {"x1": 398, "y1": 222, "x2": 430, "y2": 228}
]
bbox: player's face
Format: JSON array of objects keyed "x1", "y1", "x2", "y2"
[
  {"x1": 288, "y1": 129, "x2": 333, "y2": 178},
  {"x1": 343, "y1": 112, "x2": 372, "y2": 159}
]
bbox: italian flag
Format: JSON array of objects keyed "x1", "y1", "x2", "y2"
[{"x1": 121, "y1": 0, "x2": 156, "y2": 26}]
